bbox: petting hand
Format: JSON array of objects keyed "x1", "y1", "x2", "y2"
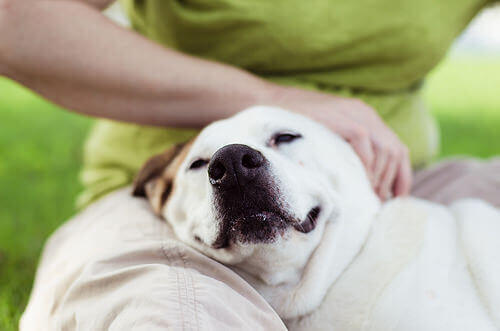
[{"x1": 271, "y1": 86, "x2": 412, "y2": 200}]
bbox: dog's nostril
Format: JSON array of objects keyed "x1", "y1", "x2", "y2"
[
  {"x1": 208, "y1": 161, "x2": 226, "y2": 182},
  {"x1": 208, "y1": 144, "x2": 266, "y2": 188},
  {"x1": 242, "y1": 153, "x2": 263, "y2": 169}
]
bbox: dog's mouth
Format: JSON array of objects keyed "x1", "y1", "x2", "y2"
[
  {"x1": 293, "y1": 206, "x2": 321, "y2": 234},
  {"x1": 212, "y1": 210, "x2": 288, "y2": 249},
  {"x1": 212, "y1": 206, "x2": 321, "y2": 249}
]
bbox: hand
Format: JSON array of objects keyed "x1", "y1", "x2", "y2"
[{"x1": 270, "y1": 86, "x2": 412, "y2": 200}]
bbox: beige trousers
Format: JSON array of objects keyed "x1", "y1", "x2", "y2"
[{"x1": 20, "y1": 159, "x2": 500, "y2": 330}]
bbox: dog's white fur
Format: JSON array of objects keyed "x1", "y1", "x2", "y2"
[{"x1": 160, "y1": 106, "x2": 500, "y2": 330}]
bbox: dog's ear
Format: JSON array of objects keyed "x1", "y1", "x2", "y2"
[{"x1": 132, "y1": 143, "x2": 188, "y2": 215}]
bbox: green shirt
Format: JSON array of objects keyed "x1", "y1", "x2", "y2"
[{"x1": 78, "y1": 0, "x2": 490, "y2": 207}]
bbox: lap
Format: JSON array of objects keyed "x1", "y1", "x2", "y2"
[
  {"x1": 22, "y1": 158, "x2": 499, "y2": 330},
  {"x1": 20, "y1": 189, "x2": 285, "y2": 331},
  {"x1": 412, "y1": 157, "x2": 500, "y2": 207}
]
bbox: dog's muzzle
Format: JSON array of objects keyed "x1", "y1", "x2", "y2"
[{"x1": 208, "y1": 144, "x2": 290, "y2": 248}]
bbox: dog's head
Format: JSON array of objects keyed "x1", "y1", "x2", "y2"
[{"x1": 133, "y1": 106, "x2": 379, "y2": 284}]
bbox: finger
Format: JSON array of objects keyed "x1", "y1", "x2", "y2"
[
  {"x1": 372, "y1": 141, "x2": 388, "y2": 189},
  {"x1": 348, "y1": 134, "x2": 375, "y2": 183},
  {"x1": 378, "y1": 154, "x2": 398, "y2": 200},
  {"x1": 393, "y1": 150, "x2": 412, "y2": 196},
  {"x1": 337, "y1": 124, "x2": 375, "y2": 184}
]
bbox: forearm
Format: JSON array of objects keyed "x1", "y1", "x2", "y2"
[{"x1": 0, "y1": 0, "x2": 273, "y2": 127}]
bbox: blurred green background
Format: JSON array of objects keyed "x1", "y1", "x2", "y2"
[{"x1": 0, "y1": 55, "x2": 500, "y2": 330}]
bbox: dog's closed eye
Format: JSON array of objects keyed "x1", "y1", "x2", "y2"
[
  {"x1": 189, "y1": 159, "x2": 209, "y2": 170},
  {"x1": 270, "y1": 132, "x2": 303, "y2": 147}
]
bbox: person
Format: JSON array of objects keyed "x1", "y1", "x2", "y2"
[
  {"x1": 5, "y1": 0, "x2": 464, "y2": 207},
  {"x1": 4, "y1": 1, "x2": 500, "y2": 329}
]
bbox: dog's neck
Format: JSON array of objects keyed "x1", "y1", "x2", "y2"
[{"x1": 231, "y1": 180, "x2": 381, "y2": 319}]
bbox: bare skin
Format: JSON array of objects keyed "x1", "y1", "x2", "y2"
[{"x1": 0, "y1": 0, "x2": 411, "y2": 198}]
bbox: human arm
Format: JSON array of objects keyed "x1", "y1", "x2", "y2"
[
  {"x1": 0, "y1": 0, "x2": 269, "y2": 127},
  {"x1": 0, "y1": 0, "x2": 410, "y2": 197}
]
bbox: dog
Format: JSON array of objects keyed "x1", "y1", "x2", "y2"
[{"x1": 133, "y1": 106, "x2": 500, "y2": 330}]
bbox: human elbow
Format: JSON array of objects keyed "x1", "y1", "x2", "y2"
[
  {"x1": 0, "y1": 0, "x2": 15, "y2": 19},
  {"x1": 0, "y1": 0, "x2": 11, "y2": 24},
  {"x1": 0, "y1": 0, "x2": 10, "y2": 11},
  {"x1": 79, "y1": 0, "x2": 116, "y2": 11},
  {"x1": 0, "y1": 0, "x2": 12, "y2": 75},
  {"x1": 0, "y1": 0, "x2": 28, "y2": 77}
]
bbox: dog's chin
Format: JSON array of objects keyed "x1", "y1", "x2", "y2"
[
  {"x1": 212, "y1": 211, "x2": 288, "y2": 249},
  {"x1": 212, "y1": 206, "x2": 321, "y2": 249}
]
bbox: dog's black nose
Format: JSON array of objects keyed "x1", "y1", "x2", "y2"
[{"x1": 208, "y1": 144, "x2": 265, "y2": 188}]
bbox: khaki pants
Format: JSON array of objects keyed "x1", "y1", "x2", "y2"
[{"x1": 21, "y1": 159, "x2": 500, "y2": 330}]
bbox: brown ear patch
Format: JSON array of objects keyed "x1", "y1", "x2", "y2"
[
  {"x1": 132, "y1": 143, "x2": 186, "y2": 197},
  {"x1": 143, "y1": 177, "x2": 172, "y2": 215},
  {"x1": 132, "y1": 139, "x2": 194, "y2": 215}
]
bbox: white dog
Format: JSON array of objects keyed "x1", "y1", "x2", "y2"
[
  {"x1": 131, "y1": 106, "x2": 500, "y2": 331},
  {"x1": 21, "y1": 106, "x2": 500, "y2": 330}
]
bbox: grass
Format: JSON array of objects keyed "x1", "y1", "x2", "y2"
[
  {"x1": 0, "y1": 56, "x2": 499, "y2": 330},
  {"x1": 424, "y1": 56, "x2": 500, "y2": 158},
  {"x1": 0, "y1": 82, "x2": 92, "y2": 328}
]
